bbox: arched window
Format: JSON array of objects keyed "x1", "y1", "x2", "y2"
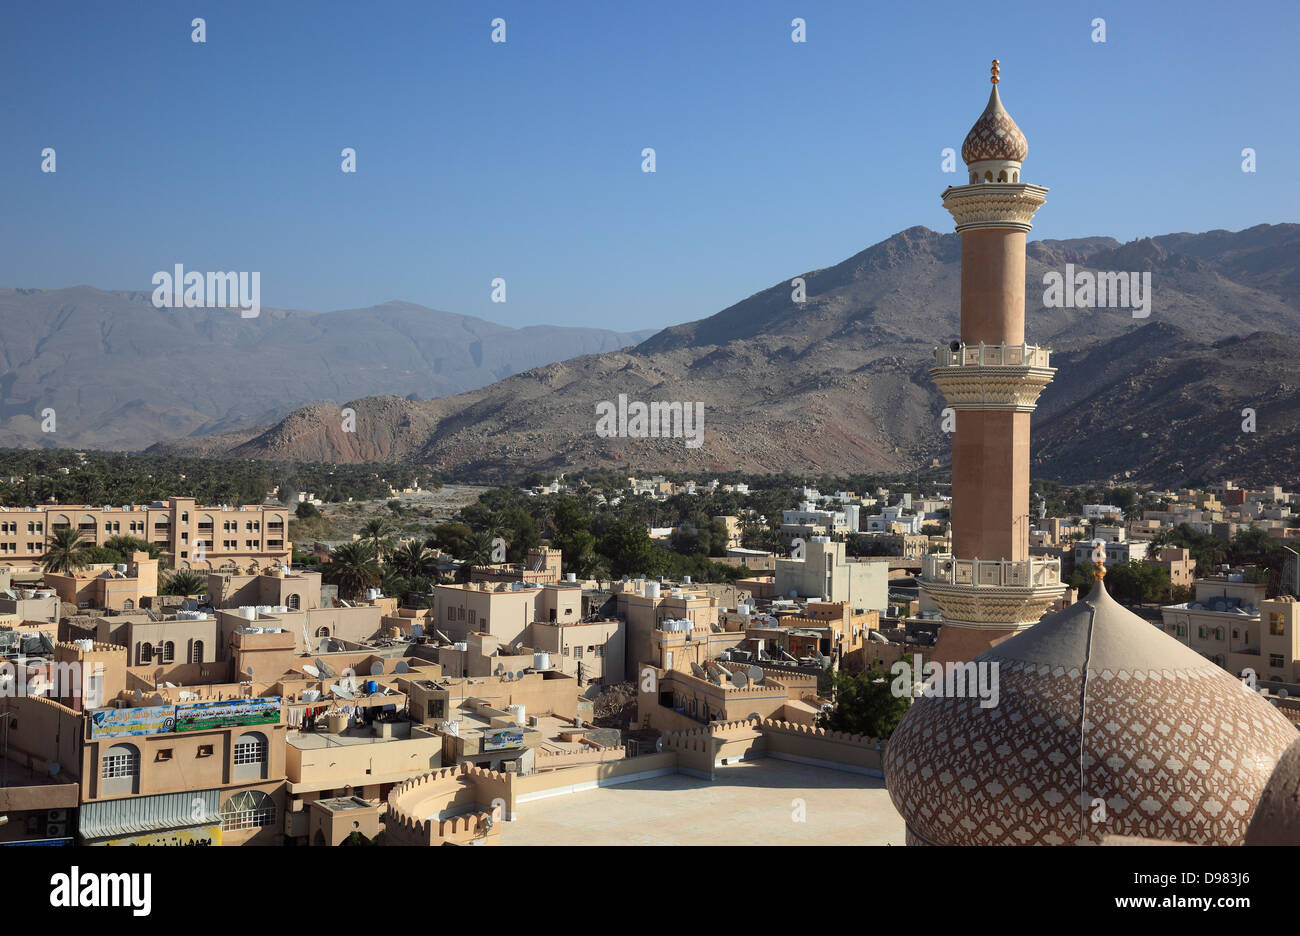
[
  {"x1": 233, "y1": 731, "x2": 269, "y2": 781},
  {"x1": 122, "y1": 599, "x2": 134, "y2": 611},
  {"x1": 983, "y1": 171, "x2": 993, "y2": 182},
  {"x1": 220, "y1": 789, "x2": 276, "y2": 831},
  {"x1": 997, "y1": 170, "x2": 1007, "y2": 182},
  {"x1": 138, "y1": 642, "x2": 154, "y2": 665},
  {"x1": 315, "y1": 626, "x2": 330, "y2": 638},
  {"x1": 1012, "y1": 170, "x2": 1019, "y2": 182},
  {"x1": 287, "y1": 594, "x2": 300, "y2": 610},
  {"x1": 161, "y1": 641, "x2": 175, "y2": 663},
  {"x1": 101, "y1": 743, "x2": 140, "y2": 796},
  {"x1": 189, "y1": 639, "x2": 204, "y2": 663}
]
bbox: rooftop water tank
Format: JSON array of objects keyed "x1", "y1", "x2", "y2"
[
  {"x1": 644, "y1": 581, "x2": 661, "y2": 598},
  {"x1": 533, "y1": 652, "x2": 550, "y2": 671}
]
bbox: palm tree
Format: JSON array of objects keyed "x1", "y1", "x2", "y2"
[
  {"x1": 324, "y1": 541, "x2": 382, "y2": 600},
  {"x1": 358, "y1": 519, "x2": 395, "y2": 559},
  {"x1": 162, "y1": 569, "x2": 207, "y2": 597},
  {"x1": 464, "y1": 531, "x2": 496, "y2": 567},
  {"x1": 42, "y1": 528, "x2": 89, "y2": 574},
  {"x1": 390, "y1": 540, "x2": 437, "y2": 580}
]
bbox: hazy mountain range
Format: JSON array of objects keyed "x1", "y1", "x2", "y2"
[
  {"x1": 0, "y1": 289, "x2": 655, "y2": 450},
  {"x1": 140, "y1": 222, "x2": 1300, "y2": 487}
]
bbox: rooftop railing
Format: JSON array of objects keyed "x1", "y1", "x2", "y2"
[
  {"x1": 933, "y1": 342, "x2": 1051, "y2": 368},
  {"x1": 922, "y1": 553, "x2": 1062, "y2": 587}
]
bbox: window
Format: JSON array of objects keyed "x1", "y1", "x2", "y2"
[
  {"x1": 1270, "y1": 654, "x2": 1286, "y2": 669},
  {"x1": 315, "y1": 626, "x2": 330, "y2": 638},
  {"x1": 574, "y1": 647, "x2": 583, "y2": 659},
  {"x1": 161, "y1": 641, "x2": 175, "y2": 663},
  {"x1": 287, "y1": 594, "x2": 300, "y2": 610},
  {"x1": 233, "y1": 731, "x2": 268, "y2": 781},
  {"x1": 189, "y1": 639, "x2": 204, "y2": 663},
  {"x1": 101, "y1": 743, "x2": 140, "y2": 796},
  {"x1": 1272, "y1": 614, "x2": 1286, "y2": 636},
  {"x1": 220, "y1": 789, "x2": 276, "y2": 831},
  {"x1": 102, "y1": 747, "x2": 139, "y2": 779},
  {"x1": 138, "y1": 642, "x2": 154, "y2": 665}
]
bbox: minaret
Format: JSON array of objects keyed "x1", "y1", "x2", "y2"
[{"x1": 923, "y1": 61, "x2": 1066, "y2": 664}]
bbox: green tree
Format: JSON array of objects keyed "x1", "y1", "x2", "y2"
[
  {"x1": 324, "y1": 542, "x2": 382, "y2": 600},
  {"x1": 358, "y1": 519, "x2": 395, "y2": 559},
  {"x1": 103, "y1": 535, "x2": 165, "y2": 563},
  {"x1": 161, "y1": 569, "x2": 207, "y2": 596},
  {"x1": 598, "y1": 520, "x2": 662, "y2": 579},
  {"x1": 295, "y1": 502, "x2": 321, "y2": 520},
  {"x1": 41, "y1": 527, "x2": 89, "y2": 574},
  {"x1": 817, "y1": 662, "x2": 911, "y2": 740},
  {"x1": 389, "y1": 540, "x2": 437, "y2": 581}
]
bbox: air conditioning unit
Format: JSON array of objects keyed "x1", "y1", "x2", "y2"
[
  {"x1": 46, "y1": 822, "x2": 67, "y2": 837},
  {"x1": 46, "y1": 809, "x2": 67, "y2": 822}
]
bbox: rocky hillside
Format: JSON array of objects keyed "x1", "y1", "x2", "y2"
[
  {"x1": 0, "y1": 290, "x2": 654, "y2": 450},
  {"x1": 148, "y1": 223, "x2": 1300, "y2": 486}
]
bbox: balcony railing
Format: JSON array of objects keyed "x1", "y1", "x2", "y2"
[
  {"x1": 933, "y1": 342, "x2": 1051, "y2": 368},
  {"x1": 923, "y1": 553, "x2": 1062, "y2": 587}
]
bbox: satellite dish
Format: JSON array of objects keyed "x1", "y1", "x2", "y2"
[
  {"x1": 46, "y1": 761, "x2": 61, "y2": 776},
  {"x1": 302, "y1": 664, "x2": 320, "y2": 678},
  {"x1": 747, "y1": 665, "x2": 764, "y2": 685},
  {"x1": 369, "y1": 661, "x2": 384, "y2": 676},
  {"x1": 504, "y1": 672, "x2": 513, "y2": 681},
  {"x1": 245, "y1": 666, "x2": 255, "y2": 679},
  {"x1": 690, "y1": 662, "x2": 707, "y2": 679},
  {"x1": 394, "y1": 661, "x2": 409, "y2": 674},
  {"x1": 133, "y1": 689, "x2": 143, "y2": 701},
  {"x1": 732, "y1": 671, "x2": 749, "y2": 688},
  {"x1": 655, "y1": 737, "x2": 664, "y2": 752}
]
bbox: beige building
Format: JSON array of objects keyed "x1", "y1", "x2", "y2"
[
  {"x1": 434, "y1": 580, "x2": 583, "y2": 649},
  {"x1": 1149, "y1": 545, "x2": 1198, "y2": 591},
  {"x1": 774, "y1": 538, "x2": 888, "y2": 610},
  {"x1": 4, "y1": 641, "x2": 288, "y2": 846},
  {"x1": 0, "y1": 498, "x2": 290, "y2": 572},
  {"x1": 45, "y1": 551, "x2": 159, "y2": 612},
  {"x1": 1160, "y1": 575, "x2": 1270, "y2": 678},
  {"x1": 613, "y1": 579, "x2": 721, "y2": 677}
]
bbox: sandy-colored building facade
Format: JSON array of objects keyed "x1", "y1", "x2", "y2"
[{"x1": 0, "y1": 498, "x2": 289, "y2": 572}]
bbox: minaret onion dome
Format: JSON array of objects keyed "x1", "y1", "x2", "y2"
[{"x1": 961, "y1": 60, "x2": 1029, "y2": 184}]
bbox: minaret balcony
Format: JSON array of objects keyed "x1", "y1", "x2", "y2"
[
  {"x1": 919, "y1": 554, "x2": 1068, "y2": 630},
  {"x1": 922, "y1": 553, "x2": 1061, "y2": 588},
  {"x1": 930, "y1": 343, "x2": 1055, "y2": 412},
  {"x1": 941, "y1": 182, "x2": 1049, "y2": 233}
]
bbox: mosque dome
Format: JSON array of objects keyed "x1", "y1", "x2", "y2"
[
  {"x1": 961, "y1": 61, "x2": 1028, "y2": 172},
  {"x1": 884, "y1": 573, "x2": 1299, "y2": 845}
]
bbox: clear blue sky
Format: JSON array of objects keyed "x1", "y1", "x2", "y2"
[{"x1": 2, "y1": 0, "x2": 1296, "y2": 332}]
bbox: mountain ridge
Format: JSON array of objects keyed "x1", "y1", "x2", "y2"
[{"x1": 144, "y1": 222, "x2": 1300, "y2": 486}]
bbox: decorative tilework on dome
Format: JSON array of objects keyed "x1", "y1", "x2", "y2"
[{"x1": 961, "y1": 86, "x2": 1028, "y2": 164}]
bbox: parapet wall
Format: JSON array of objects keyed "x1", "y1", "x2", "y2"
[
  {"x1": 758, "y1": 719, "x2": 885, "y2": 775},
  {"x1": 385, "y1": 762, "x2": 510, "y2": 846}
]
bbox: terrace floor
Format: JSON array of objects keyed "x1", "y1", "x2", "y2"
[{"x1": 499, "y1": 758, "x2": 905, "y2": 846}]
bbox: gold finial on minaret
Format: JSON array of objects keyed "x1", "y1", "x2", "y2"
[
  {"x1": 1091, "y1": 541, "x2": 1107, "y2": 581},
  {"x1": 990, "y1": 59, "x2": 1000, "y2": 85}
]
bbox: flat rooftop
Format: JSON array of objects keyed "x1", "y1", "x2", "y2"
[{"x1": 499, "y1": 759, "x2": 904, "y2": 846}]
